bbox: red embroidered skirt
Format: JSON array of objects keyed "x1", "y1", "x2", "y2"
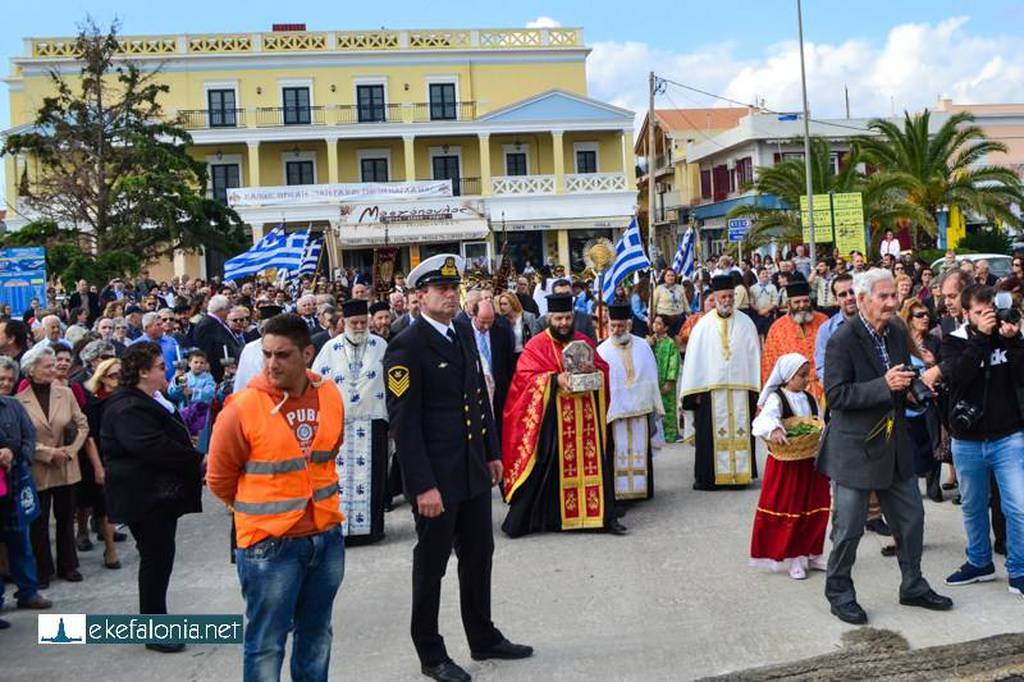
[{"x1": 750, "y1": 455, "x2": 831, "y2": 562}]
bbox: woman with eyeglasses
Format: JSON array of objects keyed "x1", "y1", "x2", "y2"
[{"x1": 898, "y1": 299, "x2": 943, "y2": 503}]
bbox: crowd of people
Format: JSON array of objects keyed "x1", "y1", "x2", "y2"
[{"x1": 0, "y1": 242, "x2": 1021, "y2": 680}]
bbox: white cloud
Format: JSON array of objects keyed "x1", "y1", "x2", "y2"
[
  {"x1": 527, "y1": 16, "x2": 562, "y2": 28},
  {"x1": 587, "y1": 16, "x2": 1024, "y2": 125}
]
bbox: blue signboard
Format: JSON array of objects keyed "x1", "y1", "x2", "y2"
[
  {"x1": 727, "y1": 218, "x2": 751, "y2": 242},
  {"x1": 0, "y1": 247, "x2": 47, "y2": 315}
]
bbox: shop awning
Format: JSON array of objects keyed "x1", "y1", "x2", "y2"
[{"x1": 335, "y1": 220, "x2": 490, "y2": 247}]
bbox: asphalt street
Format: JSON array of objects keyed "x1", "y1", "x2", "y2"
[{"x1": 3, "y1": 442, "x2": 1022, "y2": 681}]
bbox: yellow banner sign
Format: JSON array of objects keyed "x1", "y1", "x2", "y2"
[{"x1": 800, "y1": 192, "x2": 866, "y2": 256}]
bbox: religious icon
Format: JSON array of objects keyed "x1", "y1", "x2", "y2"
[{"x1": 562, "y1": 340, "x2": 603, "y2": 393}]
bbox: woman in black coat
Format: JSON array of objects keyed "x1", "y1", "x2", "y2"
[{"x1": 100, "y1": 342, "x2": 202, "y2": 653}]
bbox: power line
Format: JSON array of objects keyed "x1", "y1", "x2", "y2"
[{"x1": 656, "y1": 75, "x2": 873, "y2": 134}]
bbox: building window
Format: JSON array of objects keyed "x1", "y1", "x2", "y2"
[
  {"x1": 360, "y1": 157, "x2": 389, "y2": 183},
  {"x1": 505, "y1": 152, "x2": 528, "y2": 176},
  {"x1": 575, "y1": 150, "x2": 598, "y2": 174},
  {"x1": 282, "y1": 87, "x2": 311, "y2": 125},
  {"x1": 712, "y1": 164, "x2": 730, "y2": 201},
  {"x1": 432, "y1": 155, "x2": 461, "y2": 195},
  {"x1": 285, "y1": 160, "x2": 315, "y2": 185},
  {"x1": 209, "y1": 164, "x2": 240, "y2": 203},
  {"x1": 429, "y1": 83, "x2": 457, "y2": 121},
  {"x1": 700, "y1": 169, "x2": 712, "y2": 199},
  {"x1": 735, "y1": 157, "x2": 753, "y2": 187},
  {"x1": 207, "y1": 89, "x2": 237, "y2": 128},
  {"x1": 357, "y1": 84, "x2": 386, "y2": 122}
]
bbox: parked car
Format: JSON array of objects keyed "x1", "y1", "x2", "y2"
[{"x1": 931, "y1": 253, "x2": 1012, "y2": 279}]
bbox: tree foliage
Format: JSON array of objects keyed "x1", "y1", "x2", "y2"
[
  {"x1": 0, "y1": 18, "x2": 247, "y2": 277},
  {"x1": 856, "y1": 110, "x2": 1024, "y2": 236},
  {"x1": 726, "y1": 137, "x2": 928, "y2": 251}
]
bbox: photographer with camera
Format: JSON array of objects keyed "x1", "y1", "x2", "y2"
[
  {"x1": 940, "y1": 284, "x2": 1024, "y2": 598},
  {"x1": 819, "y1": 268, "x2": 953, "y2": 624}
]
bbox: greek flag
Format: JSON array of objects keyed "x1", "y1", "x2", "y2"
[
  {"x1": 600, "y1": 217, "x2": 651, "y2": 303},
  {"x1": 299, "y1": 235, "x2": 323, "y2": 276},
  {"x1": 671, "y1": 228, "x2": 695, "y2": 279},
  {"x1": 223, "y1": 227, "x2": 310, "y2": 281}
]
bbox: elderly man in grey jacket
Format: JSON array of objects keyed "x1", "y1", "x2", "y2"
[{"x1": 818, "y1": 268, "x2": 953, "y2": 625}]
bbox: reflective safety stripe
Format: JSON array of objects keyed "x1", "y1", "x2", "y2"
[
  {"x1": 310, "y1": 450, "x2": 334, "y2": 463},
  {"x1": 243, "y1": 457, "x2": 307, "y2": 474},
  {"x1": 234, "y1": 496, "x2": 308, "y2": 515},
  {"x1": 312, "y1": 483, "x2": 339, "y2": 501}
]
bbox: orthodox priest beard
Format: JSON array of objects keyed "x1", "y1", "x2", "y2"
[
  {"x1": 790, "y1": 310, "x2": 814, "y2": 325},
  {"x1": 715, "y1": 302, "x2": 733, "y2": 317},
  {"x1": 550, "y1": 325, "x2": 575, "y2": 343},
  {"x1": 344, "y1": 329, "x2": 369, "y2": 345},
  {"x1": 613, "y1": 332, "x2": 631, "y2": 345}
]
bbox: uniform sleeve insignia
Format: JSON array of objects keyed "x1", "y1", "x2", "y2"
[{"x1": 387, "y1": 365, "x2": 410, "y2": 397}]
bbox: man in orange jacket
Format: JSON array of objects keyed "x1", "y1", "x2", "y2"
[{"x1": 208, "y1": 313, "x2": 346, "y2": 681}]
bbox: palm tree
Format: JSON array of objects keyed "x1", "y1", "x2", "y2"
[
  {"x1": 856, "y1": 109, "x2": 1024, "y2": 243},
  {"x1": 727, "y1": 137, "x2": 925, "y2": 251}
]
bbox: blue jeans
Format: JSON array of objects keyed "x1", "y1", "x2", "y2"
[
  {"x1": 953, "y1": 432, "x2": 1024, "y2": 578},
  {"x1": 1, "y1": 526, "x2": 41, "y2": 607},
  {"x1": 236, "y1": 526, "x2": 346, "y2": 682}
]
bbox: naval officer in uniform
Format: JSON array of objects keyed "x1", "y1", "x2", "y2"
[{"x1": 384, "y1": 254, "x2": 532, "y2": 682}]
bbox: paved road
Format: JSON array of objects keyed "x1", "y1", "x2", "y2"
[{"x1": 4, "y1": 442, "x2": 1021, "y2": 680}]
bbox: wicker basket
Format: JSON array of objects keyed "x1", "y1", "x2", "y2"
[{"x1": 765, "y1": 416, "x2": 824, "y2": 461}]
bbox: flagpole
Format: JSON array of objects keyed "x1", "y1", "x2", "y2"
[
  {"x1": 797, "y1": 0, "x2": 817, "y2": 268},
  {"x1": 647, "y1": 71, "x2": 658, "y2": 320}
]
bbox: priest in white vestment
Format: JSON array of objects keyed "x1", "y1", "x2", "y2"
[
  {"x1": 597, "y1": 303, "x2": 665, "y2": 501},
  {"x1": 314, "y1": 298, "x2": 389, "y2": 544},
  {"x1": 678, "y1": 275, "x2": 761, "y2": 490}
]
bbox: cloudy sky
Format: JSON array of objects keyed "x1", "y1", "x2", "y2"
[{"x1": 3, "y1": 1, "x2": 1023, "y2": 202}]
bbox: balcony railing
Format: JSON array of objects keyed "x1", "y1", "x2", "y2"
[
  {"x1": 491, "y1": 175, "x2": 556, "y2": 195},
  {"x1": 177, "y1": 109, "x2": 246, "y2": 130},
  {"x1": 565, "y1": 172, "x2": 628, "y2": 193},
  {"x1": 254, "y1": 106, "x2": 328, "y2": 127},
  {"x1": 434, "y1": 177, "x2": 481, "y2": 196},
  {"x1": 334, "y1": 103, "x2": 404, "y2": 124},
  {"x1": 410, "y1": 101, "x2": 477, "y2": 122}
]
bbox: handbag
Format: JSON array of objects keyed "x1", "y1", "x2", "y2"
[
  {"x1": 62, "y1": 420, "x2": 79, "y2": 447},
  {"x1": 13, "y1": 457, "x2": 41, "y2": 527}
]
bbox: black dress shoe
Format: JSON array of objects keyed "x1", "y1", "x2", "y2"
[
  {"x1": 471, "y1": 638, "x2": 534, "y2": 661},
  {"x1": 0, "y1": 618, "x2": 11, "y2": 630},
  {"x1": 59, "y1": 570, "x2": 83, "y2": 583},
  {"x1": 113, "y1": 530, "x2": 128, "y2": 543},
  {"x1": 145, "y1": 642, "x2": 186, "y2": 653},
  {"x1": 77, "y1": 537, "x2": 94, "y2": 552},
  {"x1": 830, "y1": 601, "x2": 868, "y2": 625},
  {"x1": 865, "y1": 518, "x2": 892, "y2": 536},
  {"x1": 900, "y1": 589, "x2": 954, "y2": 611},
  {"x1": 606, "y1": 519, "x2": 628, "y2": 535},
  {"x1": 38, "y1": 580, "x2": 49, "y2": 590},
  {"x1": 421, "y1": 660, "x2": 471, "y2": 682}
]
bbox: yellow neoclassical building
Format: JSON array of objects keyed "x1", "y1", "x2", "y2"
[{"x1": 4, "y1": 25, "x2": 637, "y2": 279}]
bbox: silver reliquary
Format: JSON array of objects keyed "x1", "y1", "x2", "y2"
[{"x1": 562, "y1": 340, "x2": 603, "y2": 393}]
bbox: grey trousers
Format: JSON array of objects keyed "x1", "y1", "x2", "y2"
[{"x1": 825, "y1": 475, "x2": 931, "y2": 607}]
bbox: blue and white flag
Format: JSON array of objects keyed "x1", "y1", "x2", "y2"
[
  {"x1": 223, "y1": 227, "x2": 310, "y2": 281},
  {"x1": 671, "y1": 228, "x2": 695, "y2": 280},
  {"x1": 600, "y1": 217, "x2": 651, "y2": 303},
  {"x1": 299, "y1": 235, "x2": 323, "y2": 276}
]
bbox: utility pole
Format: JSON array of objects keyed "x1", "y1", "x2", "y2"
[
  {"x1": 796, "y1": 0, "x2": 816, "y2": 267},
  {"x1": 844, "y1": 85, "x2": 850, "y2": 119}
]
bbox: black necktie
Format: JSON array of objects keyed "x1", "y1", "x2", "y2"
[{"x1": 446, "y1": 328, "x2": 459, "y2": 345}]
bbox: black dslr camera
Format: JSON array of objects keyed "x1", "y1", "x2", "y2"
[
  {"x1": 899, "y1": 364, "x2": 934, "y2": 408},
  {"x1": 995, "y1": 292, "x2": 1021, "y2": 325},
  {"x1": 952, "y1": 399, "x2": 983, "y2": 432}
]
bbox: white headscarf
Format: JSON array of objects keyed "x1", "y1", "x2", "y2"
[{"x1": 757, "y1": 353, "x2": 809, "y2": 407}]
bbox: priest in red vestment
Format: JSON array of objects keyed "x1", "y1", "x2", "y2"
[
  {"x1": 761, "y1": 281, "x2": 828, "y2": 402},
  {"x1": 501, "y1": 294, "x2": 625, "y2": 537}
]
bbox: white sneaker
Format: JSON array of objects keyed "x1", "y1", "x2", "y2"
[
  {"x1": 789, "y1": 563, "x2": 807, "y2": 580},
  {"x1": 809, "y1": 557, "x2": 827, "y2": 572}
]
